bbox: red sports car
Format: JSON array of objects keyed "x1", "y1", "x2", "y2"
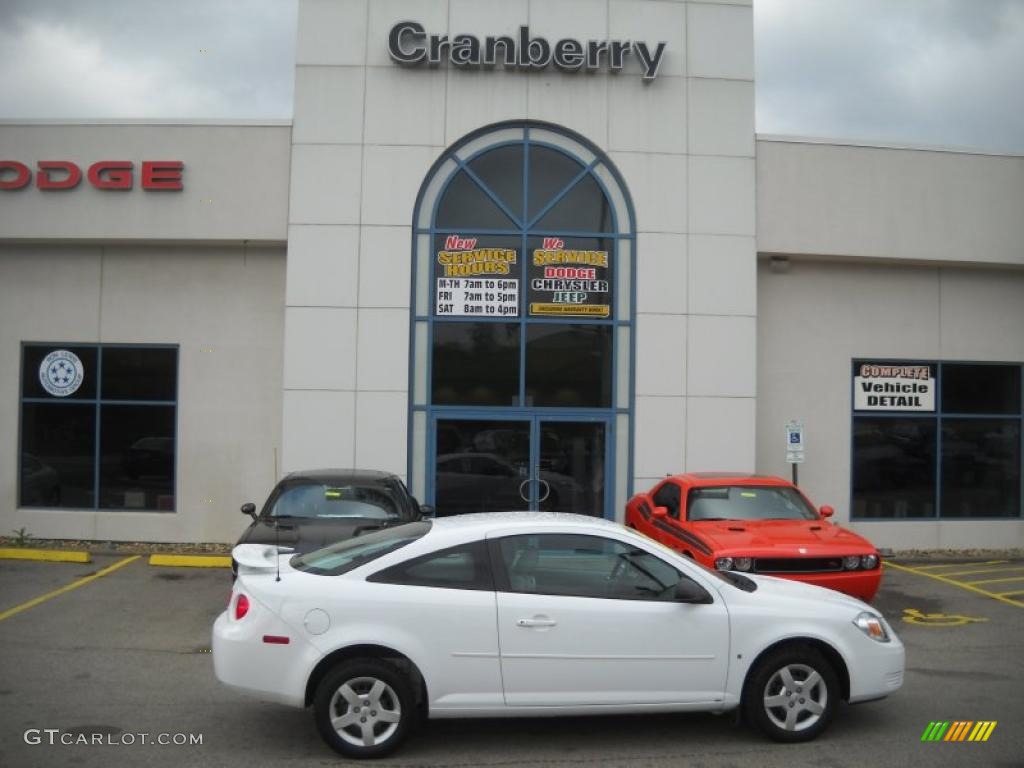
[{"x1": 625, "y1": 474, "x2": 882, "y2": 601}]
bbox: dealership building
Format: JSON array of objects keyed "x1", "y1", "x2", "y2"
[{"x1": 1, "y1": 0, "x2": 1022, "y2": 550}]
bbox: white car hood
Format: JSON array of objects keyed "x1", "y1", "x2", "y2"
[{"x1": 742, "y1": 572, "x2": 874, "y2": 613}]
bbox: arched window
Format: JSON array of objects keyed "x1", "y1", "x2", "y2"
[{"x1": 409, "y1": 122, "x2": 635, "y2": 520}]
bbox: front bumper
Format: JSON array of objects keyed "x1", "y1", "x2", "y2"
[
  {"x1": 848, "y1": 633, "x2": 905, "y2": 703},
  {"x1": 759, "y1": 569, "x2": 882, "y2": 602}
]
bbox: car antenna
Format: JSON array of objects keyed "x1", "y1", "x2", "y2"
[{"x1": 274, "y1": 516, "x2": 282, "y2": 582}]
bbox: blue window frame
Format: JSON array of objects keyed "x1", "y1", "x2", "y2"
[
  {"x1": 850, "y1": 359, "x2": 1023, "y2": 520},
  {"x1": 408, "y1": 122, "x2": 636, "y2": 519},
  {"x1": 19, "y1": 342, "x2": 179, "y2": 512}
]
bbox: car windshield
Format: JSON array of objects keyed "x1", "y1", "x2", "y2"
[
  {"x1": 269, "y1": 483, "x2": 401, "y2": 520},
  {"x1": 291, "y1": 522, "x2": 431, "y2": 576},
  {"x1": 688, "y1": 485, "x2": 817, "y2": 521}
]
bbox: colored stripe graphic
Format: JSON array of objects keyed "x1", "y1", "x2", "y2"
[
  {"x1": 946, "y1": 721, "x2": 972, "y2": 741},
  {"x1": 969, "y1": 722, "x2": 997, "y2": 742},
  {"x1": 921, "y1": 720, "x2": 996, "y2": 742}
]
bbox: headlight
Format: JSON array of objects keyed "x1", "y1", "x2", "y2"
[
  {"x1": 715, "y1": 557, "x2": 734, "y2": 570},
  {"x1": 861, "y1": 554, "x2": 879, "y2": 569},
  {"x1": 853, "y1": 611, "x2": 890, "y2": 642},
  {"x1": 733, "y1": 557, "x2": 753, "y2": 572},
  {"x1": 843, "y1": 555, "x2": 861, "y2": 570}
]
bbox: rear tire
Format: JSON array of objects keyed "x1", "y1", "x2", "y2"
[
  {"x1": 313, "y1": 658, "x2": 415, "y2": 759},
  {"x1": 742, "y1": 645, "x2": 838, "y2": 742}
]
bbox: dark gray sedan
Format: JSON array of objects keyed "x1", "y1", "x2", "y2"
[{"x1": 233, "y1": 469, "x2": 431, "y2": 574}]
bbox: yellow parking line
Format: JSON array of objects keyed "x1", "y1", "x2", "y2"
[
  {"x1": 0, "y1": 555, "x2": 141, "y2": 623},
  {"x1": 0, "y1": 548, "x2": 91, "y2": 563},
  {"x1": 966, "y1": 576, "x2": 1024, "y2": 586},
  {"x1": 999, "y1": 590, "x2": 1024, "y2": 597},
  {"x1": 914, "y1": 560, "x2": 1007, "y2": 570},
  {"x1": 884, "y1": 561, "x2": 1024, "y2": 609},
  {"x1": 938, "y1": 566, "x2": 1024, "y2": 578},
  {"x1": 148, "y1": 554, "x2": 231, "y2": 568}
]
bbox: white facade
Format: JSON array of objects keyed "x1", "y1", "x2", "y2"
[{"x1": 0, "y1": 0, "x2": 1020, "y2": 548}]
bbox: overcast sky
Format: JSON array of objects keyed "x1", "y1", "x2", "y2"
[{"x1": 1, "y1": 0, "x2": 1021, "y2": 153}]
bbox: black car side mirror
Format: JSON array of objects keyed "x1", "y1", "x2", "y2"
[
  {"x1": 240, "y1": 502, "x2": 257, "y2": 522},
  {"x1": 674, "y1": 577, "x2": 713, "y2": 604},
  {"x1": 419, "y1": 504, "x2": 435, "y2": 519}
]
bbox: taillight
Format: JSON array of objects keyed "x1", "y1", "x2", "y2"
[{"x1": 235, "y1": 593, "x2": 250, "y2": 620}]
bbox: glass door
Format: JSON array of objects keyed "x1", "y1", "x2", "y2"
[
  {"x1": 537, "y1": 419, "x2": 607, "y2": 517},
  {"x1": 434, "y1": 418, "x2": 532, "y2": 516},
  {"x1": 432, "y1": 416, "x2": 609, "y2": 517}
]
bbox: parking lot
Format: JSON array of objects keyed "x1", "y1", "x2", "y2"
[{"x1": 0, "y1": 554, "x2": 1021, "y2": 768}]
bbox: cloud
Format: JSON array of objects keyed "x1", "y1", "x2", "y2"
[
  {"x1": 755, "y1": 0, "x2": 1024, "y2": 153},
  {"x1": 0, "y1": 0, "x2": 296, "y2": 119},
  {"x1": 0, "y1": 0, "x2": 1019, "y2": 154}
]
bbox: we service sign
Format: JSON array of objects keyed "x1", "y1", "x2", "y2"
[{"x1": 854, "y1": 362, "x2": 935, "y2": 412}]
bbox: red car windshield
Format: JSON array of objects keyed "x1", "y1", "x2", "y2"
[{"x1": 688, "y1": 486, "x2": 817, "y2": 522}]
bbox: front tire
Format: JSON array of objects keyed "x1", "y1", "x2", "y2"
[
  {"x1": 313, "y1": 659, "x2": 414, "y2": 759},
  {"x1": 742, "y1": 645, "x2": 838, "y2": 742}
]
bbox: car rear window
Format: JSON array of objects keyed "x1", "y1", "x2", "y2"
[
  {"x1": 688, "y1": 486, "x2": 817, "y2": 521},
  {"x1": 291, "y1": 522, "x2": 431, "y2": 576}
]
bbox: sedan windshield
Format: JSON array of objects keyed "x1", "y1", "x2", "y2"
[
  {"x1": 688, "y1": 486, "x2": 817, "y2": 521},
  {"x1": 269, "y1": 483, "x2": 401, "y2": 520}
]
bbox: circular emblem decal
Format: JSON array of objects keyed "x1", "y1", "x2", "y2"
[{"x1": 39, "y1": 350, "x2": 84, "y2": 397}]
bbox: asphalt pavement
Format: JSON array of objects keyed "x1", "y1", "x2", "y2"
[{"x1": 0, "y1": 554, "x2": 1021, "y2": 768}]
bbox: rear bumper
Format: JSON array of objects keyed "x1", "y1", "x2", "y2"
[
  {"x1": 760, "y1": 570, "x2": 882, "y2": 601},
  {"x1": 212, "y1": 610, "x2": 320, "y2": 709}
]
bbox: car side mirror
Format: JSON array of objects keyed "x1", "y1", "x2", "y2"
[
  {"x1": 819, "y1": 505, "x2": 834, "y2": 519},
  {"x1": 419, "y1": 504, "x2": 435, "y2": 519},
  {"x1": 240, "y1": 502, "x2": 257, "y2": 522},
  {"x1": 652, "y1": 505, "x2": 669, "y2": 519},
  {"x1": 674, "y1": 577, "x2": 713, "y2": 604}
]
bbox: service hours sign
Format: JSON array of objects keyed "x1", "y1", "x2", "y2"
[{"x1": 435, "y1": 234, "x2": 519, "y2": 317}]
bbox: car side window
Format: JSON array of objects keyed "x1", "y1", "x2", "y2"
[
  {"x1": 367, "y1": 541, "x2": 494, "y2": 591},
  {"x1": 493, "y1": 534, "x2": 682, "y2": 601},
  {"x1": 652, "y1": 482, "x2": 682, "y2": 519}
]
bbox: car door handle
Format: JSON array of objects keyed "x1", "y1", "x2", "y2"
[{"x1": 516, "y1": 618, "x2": 557, "y2": 628}]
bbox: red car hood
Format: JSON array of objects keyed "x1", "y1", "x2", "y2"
[{"x1": 693, "y1": 519, "x2": 876, "y2": 556}]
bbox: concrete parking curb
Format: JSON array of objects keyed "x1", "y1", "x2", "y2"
[
  {"x1": 0, "y1": 548, "x2": 91, "y2": 563},
  {"x1": 148, "y1": 554, "x2": 232, "y2": 568}
]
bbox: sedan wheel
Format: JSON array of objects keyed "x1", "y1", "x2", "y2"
[
  {"x1": 314, "y1": 659, "x2": 413, "y2": 758},
  {"x1": 762, "y1": 663, "x2": 827, "y2": 732},
  {"x1": 743, "y1": 646, "x2": 838, "y2": 742}
]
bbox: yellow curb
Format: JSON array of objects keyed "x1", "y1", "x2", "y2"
[
  {"x1": 0, "y1": 548, "x2": 91, "y2": 563},
  {"x1": 148, "y1": 554, "x2": 232, "y2": 568}
]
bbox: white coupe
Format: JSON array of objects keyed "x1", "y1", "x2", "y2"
[{"x1": 213, "y1": 512, "x2": 904, "y2": 759}]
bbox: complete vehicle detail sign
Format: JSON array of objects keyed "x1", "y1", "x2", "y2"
[
  {"x1": 853, "y1": 362, "x2": 935, "y2": 412},
  {"x1": 436, "y1": 235, "x2": 519, "y2": 317},
  {"x1": 389, "y1": 22, "x2": 668, "y2": 81}
]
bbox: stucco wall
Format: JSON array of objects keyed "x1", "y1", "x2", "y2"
[
  {"x1": 757, "y1": 138, "x2": 1024, "y2": 267},
  {"x1": 756, "y1": 258, "x2": 1024, "y2": 551},
  {"x1": 284, "y1": 0, "x2": 759, "y2": 512},
  {"x1": 0, "y1": 122, "x2": 291, "y2": 242},
  {"x1": 0, "y1": 244, "x2": 286, "y2": 543}
]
